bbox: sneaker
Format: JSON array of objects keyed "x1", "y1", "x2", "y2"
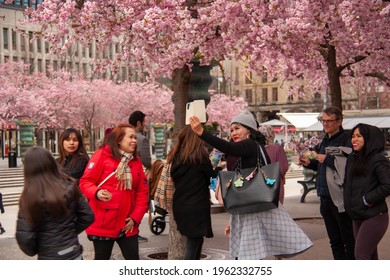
[{"x1": 138, "y1": 235, "x2": 148, "y2": 243}]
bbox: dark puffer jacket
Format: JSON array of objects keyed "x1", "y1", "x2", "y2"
[
  {"x1": 343, "y1": 124, "x2": 390, "y2": 220},
  {"x1": 15, "y1": 182, "x2": 94, "y2": 260}
]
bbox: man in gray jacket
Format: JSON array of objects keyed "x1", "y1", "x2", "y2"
[{"x1": 129, "y1": 110, "x2": 152, "y2": 243}]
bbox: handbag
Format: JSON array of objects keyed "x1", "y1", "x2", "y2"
[
  {"x1": 219, "y1": 145, "x2": 280, "y2": 214},
  {"x1": 153, "y1": 163, "x2": 174, "y2": 213}
]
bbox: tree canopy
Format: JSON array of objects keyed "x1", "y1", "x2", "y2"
[{"x1": 20, "y1": 0, "x2": 390, "y2": 109}]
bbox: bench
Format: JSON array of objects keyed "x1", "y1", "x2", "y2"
[{"x1": 297, "y1": 174, "x2": 317, "y2": 203}]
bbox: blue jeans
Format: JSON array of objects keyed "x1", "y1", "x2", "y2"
[{"x1": 320, "y1": 197, "x2": 355, "y2": 260}]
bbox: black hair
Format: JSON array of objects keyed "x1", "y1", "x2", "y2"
[{"x1": 128, "y1": 111, "x2": 146, "y2": 127}]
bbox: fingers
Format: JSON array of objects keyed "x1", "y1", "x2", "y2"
[
  {"x1": 124, "y1": 217, "x2": 135, "y2": 233},
  {"x1": 98, "y1": 189, "x2": 112, "y2": 201},
  {"x1": 189, "y1": 116, "x2": 203, "y2": 136}
]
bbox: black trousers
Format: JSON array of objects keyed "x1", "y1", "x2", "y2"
[
  {"x1": 320, "y1": 197, "x2": 355, "y2": 260},
  {"x1": 92, "y1": 234, "x2": 139, "y2": 260},
  {"x1": 184, "y1": 237, "x2": 204, "y2": 260}
]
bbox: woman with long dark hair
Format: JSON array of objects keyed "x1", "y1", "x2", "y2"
[
  {"x1": 16, "y1": 146, "x2": 94, "y2": 259},
  {"x1": 167, "y1": 125, "x2": 220, "y2": 259},
  {"x1": 343, "y1": 123, "x2": 390, "y2": 259},
  {"x1": 57, "y1": 128, "x2": 89, "y2": 180}
]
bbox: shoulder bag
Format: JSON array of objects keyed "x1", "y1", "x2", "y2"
[
  {"x1": 219, "y1": 145, "x2": 280, "y2": 214},
  {"x1": 153, "y1": 163, "x2": 174, "y2": 213}
]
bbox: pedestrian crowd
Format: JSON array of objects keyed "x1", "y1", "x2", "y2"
[{"x1": 9, "y1": 106, "x2": 390, "y2": 260}]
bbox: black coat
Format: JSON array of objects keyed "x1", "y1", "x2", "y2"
[
  {"x1": 171, "y1": 157, "x2": 218, "y2": 238},
  {"x1": 58, "y1": 154, "x2": 89, "y2": 180},
  {"x1": 343, "y1": 125, "x2": 390, "y2": 220},
  {"x1": 15, "y1": 182, "x2": 94, "y2": 259}
]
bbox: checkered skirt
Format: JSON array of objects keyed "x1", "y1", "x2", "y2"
[{"x1": 230, "y1": 204, "x2": 313, "y2": 260}]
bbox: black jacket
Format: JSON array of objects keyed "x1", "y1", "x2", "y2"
[
  {"x1": 307, "y1": 128, "x2": 350, "y2": 198},
  {"x1": 16, "y1": 182, "x2": 94, "y2": 259},
  {"x1": 58, "y1": 154, "x2": 89, "y2": 180},
  {"x1": 343, "y1": 125, "x2": 390, "y2": 220},
  {"x1": 171, "y1": 155, "x2": 218, "y2": 238}
]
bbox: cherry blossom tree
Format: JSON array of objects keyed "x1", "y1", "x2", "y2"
[
  {"x1": 13, "y1": 0, "x2": 389, "y2": 258},
  {"x1": 20, "y1": 0, "x2": 390, "y2": 112}
]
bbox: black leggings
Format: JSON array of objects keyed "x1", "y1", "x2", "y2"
[
  {"x1": 184, "y1": 237, "x2": 204, "y2": 260},
  {"x1": 92, "y1": 234, "x2": 139, "y2": 260},
  {"x1": 353, "y1": 212, "x2": 389, "y2": 260}
]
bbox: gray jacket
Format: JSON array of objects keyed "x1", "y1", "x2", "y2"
[
  {"x1": 325, "y1": 146, "x2": 352, "y2": 213},
  {"x1": 137, "y1": 132, "x2": 152, "y2": 169}
]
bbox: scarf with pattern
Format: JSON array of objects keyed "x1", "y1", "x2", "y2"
[{"x1": 116, "y1": 152, "x2": 133, "y2": 190}]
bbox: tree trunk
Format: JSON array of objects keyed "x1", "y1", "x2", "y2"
[
  {"x1": 167, "y1": 65, "x2": 191, "y2": 260},
  {"x1": 171, "y1": 65, "x2": 191, "y2": 132},
  {"x1": 327, "y1": 45, "x2": 343, "y2": 110}
]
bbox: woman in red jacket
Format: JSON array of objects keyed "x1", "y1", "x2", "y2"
[{"x1": 80, "y1": 124, "x2": 149, "y2": 260}]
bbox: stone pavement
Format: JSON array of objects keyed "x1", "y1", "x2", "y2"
[{"x1": 1, "y1": 158, "x2": 390, "y2": 260}]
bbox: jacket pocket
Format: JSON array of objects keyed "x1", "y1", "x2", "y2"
[{"x1": 94, "y1": 200, "x2": 120, "y2": 229}]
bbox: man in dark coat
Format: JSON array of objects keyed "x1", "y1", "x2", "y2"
[{"x1": 300, "y1": 107, "x2": 355, "y2": 260}]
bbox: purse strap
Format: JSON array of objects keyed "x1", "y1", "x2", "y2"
[
  {"x1": 236, "y1": 143, "x2": 268, "y2": 170},
  {"x1": 97, "y1": 170, "x2": 117, "y2": 188}
]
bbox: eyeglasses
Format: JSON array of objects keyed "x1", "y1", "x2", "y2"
[{"x1": 319, "y1": 119, "x2": 340, "y2": 124}]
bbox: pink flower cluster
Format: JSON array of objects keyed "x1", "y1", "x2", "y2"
[{"x1": 287, "y1": 135, "x2": 322, "y2": 157}]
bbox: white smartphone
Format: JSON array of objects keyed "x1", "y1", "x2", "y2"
[{"x1": 185, "y1": 99, "x2": 206, "y2": 124}]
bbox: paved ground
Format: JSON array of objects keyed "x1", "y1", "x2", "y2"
[{"x1": 1, "y1": 158, "x2": 390, "y2": 260}]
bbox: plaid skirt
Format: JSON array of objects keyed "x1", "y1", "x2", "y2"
[{"x1": 230, "y1": 204, "x2": 313, "y2": 260}]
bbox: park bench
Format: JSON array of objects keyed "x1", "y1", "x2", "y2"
[{"x1": 297, "y1": 174, "x2": 317, "y2": 203}]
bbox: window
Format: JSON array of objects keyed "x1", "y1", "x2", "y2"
[
  {"x1": 235, "y1": 90, "x2": 240, "y2": 97},
  {"x1": 53, "y1": 60, "x2": 59, "y2": 71},
  {"x1": 29, "y1": 58, "x2": 34, "y2": 73},
  {"x1": 245, "y1": 70, "x2": 252, "y2": 84},
  {"x1": 262, "y1": 69, "x2": 267, "y2": 83},
  {"x1": 366, "y1": 96, "x2": 379, "y2": 109},
  {"x1": 37, "y1": 59, "x2": 42, "y2": 72},
  {"x1": 45, "y1": 60, "x2": 50, "y2": 76},
  {"x1": 287, "y1": 95, "x2": 293, "y2": 102},
  {"x1": 20, "y1": 34, "x2": 26, "y2": 51},
  {"x1": 37, "y1": 37, "x2": 42, "y2": 53},
  {"x1": 234, "y1": 67, "x2": 239, "y2": 85},
  {"x1": 3, "y1": 28, "x2": 9, "y2": 49},
  {"x1": 1, "y1": 1, "x2": 43, "y2": 8},
  {"x1": 262, "y1": 88, "x2": 268, "y2": 102},
  {"x1": 28, "y1": 31, "x2": 34, "y2": 52},
  {"x1": 245, "y1": 89, "x2": 253, "y2": 103},
  {"x1": 12, "y1": 30, "x2": 17, "y2": 50},
  {"x1": 272, "y1": 88, "x2": 278, "y2": 102}
]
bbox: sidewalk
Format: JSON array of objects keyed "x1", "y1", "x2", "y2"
[{"x1": 1, "y1": 167, "x2": 390, "y2": 260}]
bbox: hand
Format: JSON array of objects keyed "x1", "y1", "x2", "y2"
[
  {"x1": 299, "y1": 156, "x2": 310, "y2": 167},
  {"x1": 124, "y1": 217, "x2": 135, "y2": 234},
  {"x1": 316, "y1": 154, "x2": 326, "y2": 164},
  {"x1": 97, "y1": 189, "x2": 112, "y2": 201},
  {"x1": 189, "y1": 116, "x2": 204, "y2": 136},
  {"x1": 224, "y1": 223, "x2": 230, "y2": 237}
]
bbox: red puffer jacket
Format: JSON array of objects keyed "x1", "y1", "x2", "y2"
[{"x1": 79, "y1": 145, "x2": 148, "y2": 238}]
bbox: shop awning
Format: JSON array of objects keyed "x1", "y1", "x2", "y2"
[
  {"x1": 260, "y1": 119, "x2": 291, "y2": 126},
  {"x1": 277, "y1": 113, "x2": 320, "y2": 131},
  {"x1": 305, "y1": 115, "x2": 390, "y2": 131}
]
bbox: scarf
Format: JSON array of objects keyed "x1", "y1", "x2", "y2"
[{"x1": 116, "y1": 152, "x2": 133, "y2": 190}]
